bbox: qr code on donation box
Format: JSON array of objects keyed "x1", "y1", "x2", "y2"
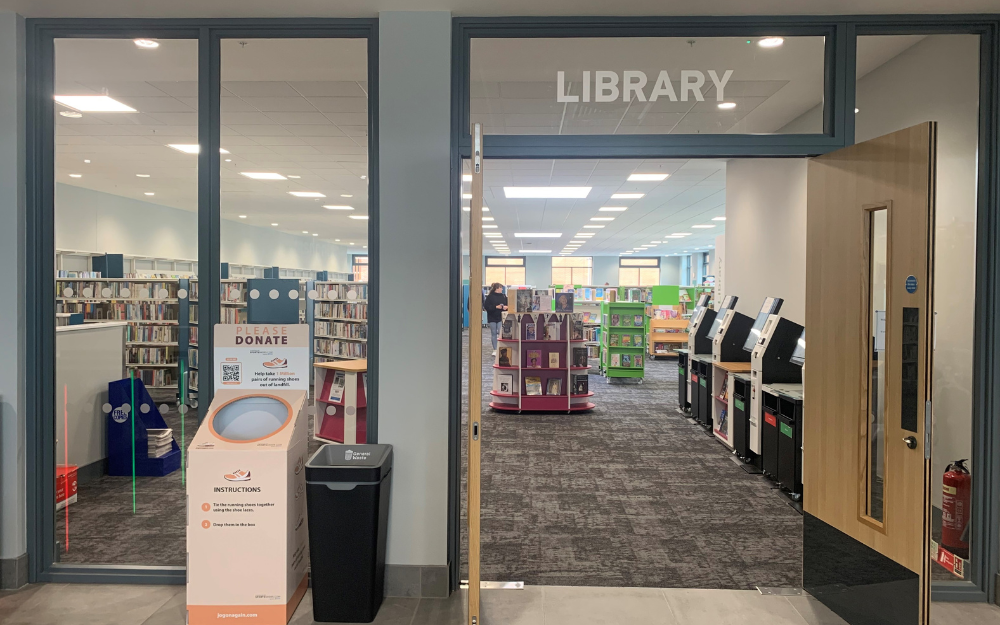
[{"x1": 221, "y1": 362, "x2": 242, "y2": 384}]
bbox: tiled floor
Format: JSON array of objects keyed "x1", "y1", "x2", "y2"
[{"x1": 3, "y1": 583, "x2": 1000, "y2": 625}]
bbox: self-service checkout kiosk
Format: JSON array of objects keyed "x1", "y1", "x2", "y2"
[
  {"x1": 748, "y1": 308, "x2": 803, "y2": 479},
  {"x1": 686, "y1": 295, "x2": 720, "y2": 429},
  {"x1": 708, "y1": 297, "x2": 755, "y2": 445},
  {"x1": 676, "y1": 293, "x2": 711, "y2": 414}
]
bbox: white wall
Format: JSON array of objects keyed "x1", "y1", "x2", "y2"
[
  {"x1": 723, "y1": 159, "x2": 808, "y2": 324},
  {"x1": 378, "y1": 11, "x2": 452, "y2": 568},
  {"x1": 0, "y1": 11, "x2": 25, "y2": 581},
  {"x1": 56, "y1": 184, "x2": 352, "y2": 273}
]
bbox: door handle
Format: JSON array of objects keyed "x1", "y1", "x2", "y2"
[{"x1": 903, "y1": 436, "x2": 918, "y2": 450}]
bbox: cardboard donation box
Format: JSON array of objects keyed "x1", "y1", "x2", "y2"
[{"x1": 188, "y1": 324, "x2": 311, "y2": 625}]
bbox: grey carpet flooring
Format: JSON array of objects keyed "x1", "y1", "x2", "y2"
[{"x1": 461, "y1": 327, "x2": 804, "y2": 589}]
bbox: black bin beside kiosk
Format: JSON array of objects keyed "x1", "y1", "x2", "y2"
[
  {"x1": 761, "y1": 392, "x2": 780, "y2": 479},
  {"x1": 306, "y1": 444, "x2": 393, "y2": 623},
  {"x1": 676, "y1": 349, "x2": 690, "y2": 413},
  {"x1": 731, "y1": 374, "x2": 752, "y2": 460}
]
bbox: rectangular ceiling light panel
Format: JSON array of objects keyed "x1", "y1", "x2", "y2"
[{"x1": 504, "y1": 187, "x2": 591, "y2": 199}]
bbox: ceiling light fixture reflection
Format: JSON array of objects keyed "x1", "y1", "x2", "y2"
[
  {"x1": 136, "y1": 173, "x2": 150, "y2": 178},
  {"x1": 54, "y1": 95, "x2": 136, "y2": 112},
  {"x1": 463, "y1": 193, "x2": 472, "y2": 199},
  {"x1": 758, "y1": 37, "x2": 784, "y2": 48},
  {"x1": 68, "y1": 174, "x2": 82, "y2": 178},
  {"x1": 313, "y1": 233, "x2": 318, "y2": 237},
  {"x1": 584, "y1": 225, "x2": 605, "y2": 229},
  {"x1": 167, "y1": 144, "x2": 230, "y2": 155},
  {"x1": 519, "y1": 250, "x2": 551, "y2": 254},
  {"x1": 611, "y1": 193, "x2": 644, "y2": 199},
  {"x1": 238, "y1": 215, "x2": 247, "y2": 219},
  {"x1": 349, "y1": 215, "x2": 369, "y2": 220},
  {"x1": 302, "y1": 230, "x2": 309, "y2": 234},
  {"x1": 590, "y1": 217, "x2": 615, "y2": 221},
  {"x1": 483, "y1": 217, "x2": 495, "y2": 221},
  {"x1": 717, "y1": 102, "x2": 737, "y2": 110},
  {"x1": 134, "y1": 39, "x2": 160, "y2": 49},
  {"x1": 59, "y1": 110, "x2": 82, "y2": 118},
  {"x1": 271, "y1": 223, "x2": 279, "y2": 226},
  {"x1": 627, "y1": 173, "x2": 668, "y2": 182},
  {"x1": 504, "y1": 187, "x2": 591, "y2": 199},
  {"x1": 144, "y1": 192, "x2": 154, "y2": 196},
  {"x1": 712, "y1": 216, "x2": 727, "y2": 221},
  {"x1": 241, "y1": 172, "x2": 287, "y2": 180},
  {"x1": 672, "y1": 232, "x2": 692, "y2": 236},
  {"x1": 514, "y1": 233, "x2": 562, "y2": 238},
  {"x1": 323, "y1": 205, "x2": 354, "y2": 210},
  {"x1": 287, "y1": 175, "x2": 301, "y2": 179},
  {"x1": 692, "y1": 224, "x2": 715, "y2": 228},
  {"x1": 599, "y1": 207, "x2": 627, "y2": 212},
  {"x1": 462, "y1": 175, "x2": 472, "y2": 182},
  {"x1": 288, "y1": 191, "x2": 325, "y2": 198},
  {"x1": 341, "y1": 194, "x2": 353, "y2": 198}
]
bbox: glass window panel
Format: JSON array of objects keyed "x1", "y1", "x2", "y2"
[
  {"x1": 639, "y1": 267, "x2": 660, "y2": 286},
  {"x1": 866, "y1": 208, "x2": 888, "y2": 523},
  {"x1": 856, "y1": 32, "x2": 980, "y2": 582},
  {"x1": 620, "y1": 258, "x2": 660, "y2": 267},
  {"x1": 471, "y1": 36, "x2": 826, "y2": 135},
  {"x1": 220, "y1": 38, "x2": 369, "y2": 371},
  {"x1": 551, "y1": 266, "x2": 572, "y2": 285},
  {"x1": 571, "y1": 267, "x2": 593, "y2": 285},
  {"x1": 619, "y1": 267, "x2": 639, "y2": 286},
  {"x1": 53, "y1": 37, "x2": 199, "y2": 566},
  {"x1": 552, "y1": 256, "x2": 592, "y2": 268},
  {"x1": 487, "y1": 257, "x2": 525, "y2": 266}
]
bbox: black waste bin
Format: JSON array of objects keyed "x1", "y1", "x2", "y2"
[{"x1": 306, "y1": 444, "x2": 393, "y2": 623}]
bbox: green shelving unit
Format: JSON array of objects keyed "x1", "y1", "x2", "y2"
[{"x1": 600, "y1": 300, "x2": 646, "y2": 381}]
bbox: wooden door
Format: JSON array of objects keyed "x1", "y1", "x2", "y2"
[
  {"x1": 467, "y1": 123, "x2": 483, "y2": 625},
  {"x1": 803, "y1": 123, "x2": 935, "y2": 625}
]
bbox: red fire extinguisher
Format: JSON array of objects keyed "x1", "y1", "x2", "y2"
[{"x1": 942, "y1": 460, "x2": 971, "y2": 559}]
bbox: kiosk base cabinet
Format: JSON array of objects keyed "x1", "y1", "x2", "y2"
[
  {"x1": 306, "y1": 444, "x2": 393, "y2": 623},
  {"x1": 731, "y1": 375, "x2": 754, "y2": 462}
]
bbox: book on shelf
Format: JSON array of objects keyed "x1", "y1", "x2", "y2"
[
  {"x1": 610, "y1": 354, "x2": 621, "y2": 367},
  {"x1": 621, "y1": 334, "x2": 631, "y2": 347},
  {"x1": 634, "y1": 315, "x2": 644, "y2": 327},
  {"x1": 548, "y1": 352, "x2": 560, "y2": 368},
  {"x1": 525, "y1": 376, "x2": 542, "y2": 396},
  {"x1": 582, "y1": 288, "x2": 593, "y2": 301},
  {"x1": 719, "y1": 408, "x2": 728, "y2": 431},
  {"x1": 610, "y1": 313, "x2": 620, "y2": 326},
  {"x1": 497, "y1": 374, "x2": 513, "y2": 395},
  {"x1": 514, "y1": 290, "x2": 533, "y2": 313},
  {"x1": 572, "y1": 374, "x2": 589, "y2": 394},
  {"x1": 543, "y1": 322, "x2": 560, "y2": 341},
  {"x1": 595, "y1": 288, "x2": 605, "y2": 300},
  {"x1": 526, "y1": 350, "x2": 542, "y2": 368},
  {"x1": 555, "y1": 292, "x2": 574, "y2": 313},
  {"x1": 546, "y1": 378, "x2": 562, "y2": 395},
  {"x1": 531, "y1": 289, "x2": 552, "y2": 312},
  {"x1": 501, "y1": 317, "x2": 515, "y2": 340},
  {"x1": 572, "y1": 347, "x2": 588, "y2": 368},
  {"x1": 622, "y1": 354, "x2": 632, "y2": 367},
  {"x1": 609, "y1": 333, "x2": 620, "y2": 347},
  {"x1": 634, "y1": 333, "x2": 643, "y2": 346},
  {"x1": 525, "y1": 323, "x2": 537, "y2": 341},
  {"x1": 319, "y1": 370, "x2": 346, "y2": 403},
  {"x1": 635, "y1": 355, "x2": 643, "y2": 368},
  {"x1": 572, "y1": 319, "x2": 584, "y2": 340},
  {"x1": 498, "y1": 347, "x2": 513, "y2": 367}
]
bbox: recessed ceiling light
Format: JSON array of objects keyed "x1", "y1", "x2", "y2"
[
  {"x1": 271, "y1": 223, "x2": 279, "y2": 226},
  {"x1": 628, "y1": 173, "x2": 668, "y2": 182},
  {"x1": 519, "y1": 250, "x2": 551, "y2": 253},
  {"x1": 462, "y1": 175, "x2": 472, "y2": 182},
  {"x1": 361, "y1": 175, "x2": 367, "y2": 180},
  {"x1": 483, "y1": 217, "x2": 494, "y2": 221},
  {"x1": 323, "y1": 205, "x2": 354, "y2": 210},
  {"x1": 225, "y1": 159, "x2": 232, "y2": 162},
  {"x1": 718, "y1": 102, "x2": 737, "y2": 110},
  {"x1": 54, "y1": 95, "x2": 136, "y2": 113},
  {"x1": 462, "y1": 206, "x2": 470, "y2": 212},
  {"x1": 59, "y1": 110, "x2": 82, "y2": 118},
  {"x1": 363, "y1": 245, "x2": 368, "y2": 249},
  {"x1": 712, "y1": 216, "x2": 727, "y2": 221},
  {"x1": 83, "y1": 159, "x2": 90, "y2": 163},
  {"x1": 69, "y1": 173, "x2": 82, "y2": 178},
  {"x1": 349, "y1": 215, "x2": 369, "y2": 220},
  {"x1": 590, "y1": 217, "x2": 615, "y2": 221},
  {"x1": 514, "y1": 233, "x2": 562, "y2": 238},
  {"x1": 241, "y1": 172, "x2": 287, "y2": 180},
  {"x1": 672, "y1": 232, "x2": 692, "y2": 236},
  {"x1": 664, "y1": 235, "x2": 684, "y2": 239},
  {"x1": 484, "y1": 233, "x2": 502, "y2": 237},
  {"x1": 287, "y1": 175, "x2": 301, "y2": 179},
  {"x1": 134, "y1": 39, "x2": 160, "y2": 49},
  {"x1": 288, "y1": 191, "x2": 325, "y2": 198},
  {"x1": 144, "y1": 192, "x2": 155, "y2": 196},
  {"x1": 504, "y1": 187, "x2": 591, "y2": 199},
  {"x1": 302, "y1": 230, "x2": 309, "y2": 234},
  {"x1": 611, "y1": 193, "x2": 644, "y2": 199},
  {"x1": 651, "y1": 241, "x2": 662, "y2": 244},
  {"x1": 335, "y1": 239, "x2": 340, "y2": 241},
  {"x1": 238, "y1": 215, "x2": 247, "y2": 218},
  {"x1": 349, "y1": 242, "x2": 355, "y2": 245},
  {"x1": 463, "y1": 193, "x2": 472, "y2": 199},
  {"x1": 341, "y1": 194, "x2": 353, "y2": 198},
  {"x1": 313, "y1": 233, "x2": 319, "y2": 237},
  {"x1": 692, "y1": 224, "x2": 716, "y2": 228},
  {"x1": 482, "y1": 224, "x2": 498, "y2": 228},
  {"x1": 166, "y1": 144, "x2": 230, "y2": 155},
  {"x1": 570, "y1": 240, "x2": 584, "y2": 244},
  {"x1": 599, "y1": 207, "x2": 627, "y2": 212},
  {"x1": 136, "y1": 173, "x2": 150, "y2": 178},
  {"x1": 584, "y1": 225, "x2": 605, "y2": 229},
  {"x1": 575, "y1": 234, "x2": 594, "y2": 237},
  {"x1": 758, "y1": 37, "x2": 784, "y2": 48}
]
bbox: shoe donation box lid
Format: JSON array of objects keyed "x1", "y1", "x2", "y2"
[{"x1": 193, "y1": 389, "x2": 306, "y2": 450}]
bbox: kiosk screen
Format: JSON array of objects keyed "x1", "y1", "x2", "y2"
[{"x1": 742, "y1": 297, "x2": 783, "y2": 352}]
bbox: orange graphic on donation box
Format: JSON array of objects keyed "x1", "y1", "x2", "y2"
[
  {"x1": 263, "y1": 358, "x2": 288, "y2": 369},
  {"x1": 224, "y1": 469, "x2": 251, "y2": 482},
  {"x1": 201, "y1": 520, "x2": 210, "y2": 529}
]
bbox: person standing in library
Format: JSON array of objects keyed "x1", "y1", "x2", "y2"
[{"x1": 483, "y1": 282, "x2": 508, "y2": 356}]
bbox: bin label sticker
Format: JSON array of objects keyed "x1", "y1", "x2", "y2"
[
  {"x1": 345, "y1": 449, "x2": 372, "y2": 461},
  {"x1": 780, "y1": 422, "x2": 794, "y2": 438},
  {"x1": 735, "y1": 399, "x2": 745, "y2": 411},
  {"x1": 765, "y1": 412, "x2": 777, "y2": 427}
]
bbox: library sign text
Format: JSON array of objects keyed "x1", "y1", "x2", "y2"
[{"x1": 556, "y1": 70, "x2": 734, "y2": 103}]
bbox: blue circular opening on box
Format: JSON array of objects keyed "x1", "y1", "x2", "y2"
[{"x1": 213, "y1": 396, "x2": 288, "y2": 441}]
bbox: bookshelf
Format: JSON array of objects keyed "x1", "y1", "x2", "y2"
[
  {"x1": 313, "y1": 281, "x2": 369, "y2": 363},
  {"x1": 712, "y1": 361, "x2": 753, "y2": 449},
  {"x1": 313, "y1": 359, "x2": 368, "y2": 445},
  {"x1": 648, "y1": 318, "x2": 688, "y2": 358},
  {"x1": 554, "y1": 285, "x2": 609, "y2": 366},
  {"x1": 489, "y1": 311, "x2": 595, "y2": 413},
  {"x1": 55, "y1": 275, "x2": 197, "y2": 391},
  {"x1": 599, "y1": 300, "x2": 646, "y2": 381}
]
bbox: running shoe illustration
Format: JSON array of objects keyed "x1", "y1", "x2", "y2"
[
  {"x1": 262, "y1": 358, "x2": 288, "y2": 369},
  {"x1": 224, "y1": 469, "x2": 251, "y2": 482}
]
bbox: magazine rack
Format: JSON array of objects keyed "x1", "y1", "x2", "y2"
[
  {"x1": 313, "y1": 359, "x2": 367, "y2": 444},
  {"x1": 489, "y1": 310, "x2": 595, "y2": 413}
]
